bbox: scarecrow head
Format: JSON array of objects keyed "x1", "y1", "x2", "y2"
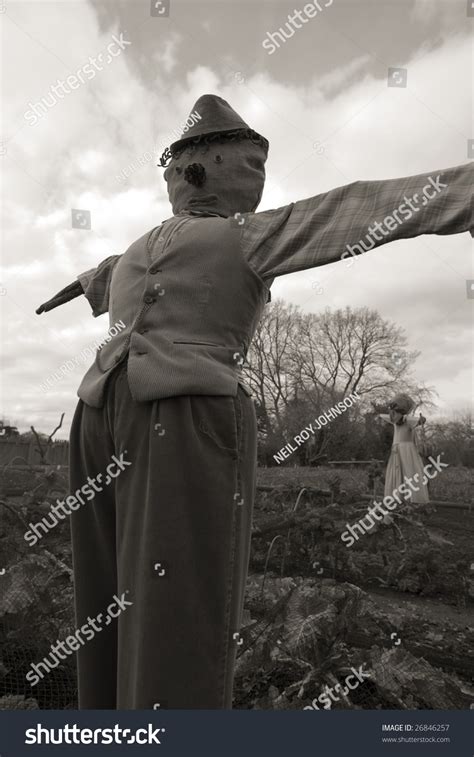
[
  {"x1": 389, "y1": 393, "x2": 414, "y2": 424},
  {"x1": 159, "y1": 94, "x2": 269, "y2": 218},
  {"x1": 389, "y1": 393, "x2": 415, "y2": 415}
]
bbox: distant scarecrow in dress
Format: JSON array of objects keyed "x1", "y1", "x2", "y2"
[{"x1": 379, "y1": 393, "x2": 429, "y2": 504}]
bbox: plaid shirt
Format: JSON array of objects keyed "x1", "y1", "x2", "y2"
[{"x1": 79, "y1": 163, "x2": 473, "y2": 316}]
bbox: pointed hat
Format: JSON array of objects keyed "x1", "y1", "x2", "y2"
[{"x1": 167, "y1": 94, "x2": 268, "y2": 155}]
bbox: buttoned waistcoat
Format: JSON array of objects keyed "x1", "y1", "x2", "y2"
[{"x1": 77, "y1": 215, "x2": 269, "y2": 407}]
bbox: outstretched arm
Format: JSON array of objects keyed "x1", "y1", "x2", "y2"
[
  {"x1": 35, "y1": 254, "x2": 121, "y2": 316},
  {"x1": 240, "y1": 163, "x2": 473, "y2": 279},
  {"x1": 36, "y1": 280, "x2": 84, "y2": 314},
  {"x1": 406, "y1": 413, "x2": 426, "y2": 428}
]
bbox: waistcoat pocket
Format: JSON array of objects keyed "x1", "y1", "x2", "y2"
[{"x1": 173, "y1": 340, "x2": 224, "y2": 348}]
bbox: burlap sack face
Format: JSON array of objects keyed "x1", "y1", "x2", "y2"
[{"x1": 164, "y1": 138, "x2": 267, "y2": 218}]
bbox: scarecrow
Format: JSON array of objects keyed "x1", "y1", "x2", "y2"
[
  {"x1": 36, "y1": 95, "x2": 473, "y2": 709},
  {"x1": 379, "y1": 393, "x2": 429, "y2": 504}
]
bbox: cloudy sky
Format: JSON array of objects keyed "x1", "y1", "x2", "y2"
[{"x1": 1, "y1": 0, "x2": 472, "y2": 438}]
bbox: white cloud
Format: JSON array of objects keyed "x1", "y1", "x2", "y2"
[{"x1": 151, "y1": 32, "x2": 182, "y2": 74}]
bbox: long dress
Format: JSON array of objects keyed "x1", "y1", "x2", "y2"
[{"x1": 381, "y1": 415, "x2": 430, "y2": 504}]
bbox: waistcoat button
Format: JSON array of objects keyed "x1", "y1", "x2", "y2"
[{"x1": 144, "y1": 295, "x2": 155, "y2": 304}]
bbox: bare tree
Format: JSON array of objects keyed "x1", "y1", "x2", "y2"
[
  {"x1": 243, "y1": 300, "x2": 300, "y2": 434},
  {"x1": 294, "y1": 306, "x2": 420, "y2": 406}
]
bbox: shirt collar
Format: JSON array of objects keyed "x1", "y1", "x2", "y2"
[{"x1": 177, "y1": 209, "x2": 227, "y2": 218}]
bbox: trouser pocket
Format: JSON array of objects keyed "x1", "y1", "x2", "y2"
[{"x1": 194, "y1": 393, "x2": 242, "y2": 459}]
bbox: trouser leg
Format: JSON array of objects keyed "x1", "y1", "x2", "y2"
[{"x1": 114, "y1": 381, "x2": 257, "y2": 709}]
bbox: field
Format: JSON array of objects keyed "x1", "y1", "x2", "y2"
[
  {"x1": 256, "y1": 464, "x2": 472, "y2": 504},
  {"x1": 232, "y1": 465, "x2": 474, "y2": 709},
  {"x1": 0, "y1": 463, "x2": 473, "y2": 710}
]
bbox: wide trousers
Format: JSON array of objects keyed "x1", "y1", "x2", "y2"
[{"x1": 69, "y1": 360, "x2": 257, "y2": 709}]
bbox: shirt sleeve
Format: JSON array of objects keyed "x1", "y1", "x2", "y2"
[
  {"x1": 77, "y1": 254, "x2": 121, "y2": 317},
  {"x1": 240, "y1": 162, "x2": 473, "y2": 279}
]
